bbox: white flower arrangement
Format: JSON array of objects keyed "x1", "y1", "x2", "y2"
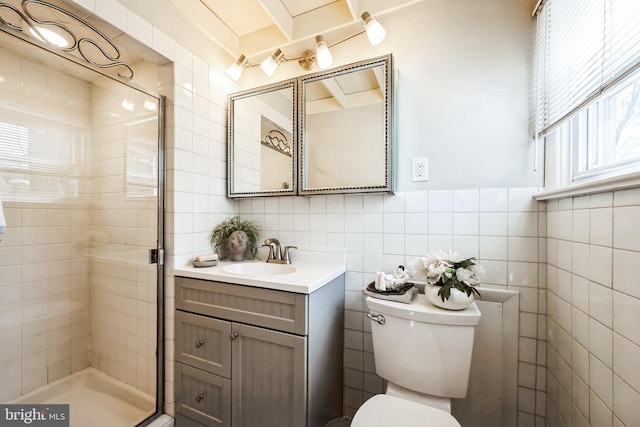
[{"x1": 412, "y1": 250, "x2": 482, "y2": 301}]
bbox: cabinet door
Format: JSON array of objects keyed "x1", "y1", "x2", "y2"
[
  {"x1": 176, "y1": 311, "x2": 232, "y2": 378},
  {"x1": 231, "y1": 323, "x2": 307, "y2": 427},
  {"x1": 175, "y1": 363, "x2": 231, "y2": 427}
]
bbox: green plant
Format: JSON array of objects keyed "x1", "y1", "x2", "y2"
[{"x1": 210, "y1": 216, "x2": 262, "y2": 259}]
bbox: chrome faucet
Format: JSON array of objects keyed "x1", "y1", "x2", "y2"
[
  {"x1": 263, "y1": 238, "x2": 297, "y2": 264},
  {"x1": 263, "y1": 238, "x2": 280, "y2": 261}
]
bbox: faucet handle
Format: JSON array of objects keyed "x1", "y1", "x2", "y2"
[{"x1": 283, "y1": 246, "x2": 297, "y2": 264}]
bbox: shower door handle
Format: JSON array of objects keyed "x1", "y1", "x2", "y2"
[{"x1": 149, "y1": 248, "x2": 164, "y2": 265}]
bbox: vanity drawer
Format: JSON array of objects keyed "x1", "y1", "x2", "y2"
[
  {"x1": 176, "y1": 363, "x2": 231, "y2": 427},
  {"x1": 176, "y1": 311, "x2": 232, "y2": 378},
  {"x1": 176, "y1": 277, "x2": 307, "y2": 335}
]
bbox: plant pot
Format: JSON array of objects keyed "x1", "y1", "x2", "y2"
[
  {"x1": 226, "y1": 230, "x2": 249, "y2": 261},
  {"x1": 425, "y1": 284, "x2": 475, "y2": 310}
]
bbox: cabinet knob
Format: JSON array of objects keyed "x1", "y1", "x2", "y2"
[
  {"x1": 230, "y1": 332, "x2": 238, "y2": 340},
  {"x1": 195, "y1": 393, "x2": 205, "y2": 403},
  {"x1": 195, "y1": 339, "x2": 204, "y2": 348}
]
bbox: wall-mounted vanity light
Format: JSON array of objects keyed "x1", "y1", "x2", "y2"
[
  {"x1": 225, "y1": 10, "x2": 386, "y2": 81},
  {"x1": 360, "y1": 12, "x2": 386, "y2": 46},
  {"x1": 260, "y1": 48, "x2": 285, "y2": 77},
  {"x1": 314, "y1": 35, "x2": 333, "y2": 69},
  {"x1": 226, "y1": 54, "x2": 248, "y2": 82}
]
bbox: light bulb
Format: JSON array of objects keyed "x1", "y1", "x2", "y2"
[
  {"x1": 260, "y1": 49, "x2": 283, "y2": 77},
  {"x1": 361, "y1": 12, "x2": 386, "y2": 46},
  {"x1": 29, "y1": 25, "x2": 71, "y2": 48},
  {"x1": 226, "y1": 54, "x2": 247, "y2": 82},
  {"x1": 315, "y1": 36, "x2": 333, "y2": 69}
]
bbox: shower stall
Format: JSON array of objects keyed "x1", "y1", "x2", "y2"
[{"x1": 0, "y1": 2, "x2": 165, "y2": 426}]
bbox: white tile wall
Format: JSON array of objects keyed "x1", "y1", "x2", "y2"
[
  {"x1": 546, "y1": 190, "x2": 640, "y2": 427},
  {"x1": 241, "y1": 187, "x2": 546, "y2": 421}
]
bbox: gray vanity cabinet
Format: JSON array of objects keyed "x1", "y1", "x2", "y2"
[
  {"x1": 174, "y1": 275, "x2": 344, "y2": 427},
  {"x1": 231, "y1": 323, "x2": 307, "y2": 426}
]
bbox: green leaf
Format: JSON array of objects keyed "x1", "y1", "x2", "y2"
[{"x1": 435, "y1": 279, "x2": 481, "y2": 301}]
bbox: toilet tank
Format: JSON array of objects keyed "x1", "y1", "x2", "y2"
[{"x1": 366, "y1": 295, "x2": 481, "y2": 398}]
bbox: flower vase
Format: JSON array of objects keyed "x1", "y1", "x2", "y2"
[{"x1": 425, "y1": 284, "x2": 475, "y2": 310}]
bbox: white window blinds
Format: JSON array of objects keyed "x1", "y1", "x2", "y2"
[{"x1": 536, "y1": 0, "x2": 640, "y2": 134}]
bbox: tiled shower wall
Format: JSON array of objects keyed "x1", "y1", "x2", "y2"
[
  {"x1": 0, "y1": 49, "x2": 93, "y2": 400},
  {"x1": 0, "y1": 43, "x2": 162, "y2": 399},
  {"x1": 238, "y1": 187, "x2": 547, "y2": 423},
  {"x1": 545, "y1": 188, "x2": 640, "y2": 427}
]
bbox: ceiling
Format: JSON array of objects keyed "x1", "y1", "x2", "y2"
[{"x1": 165, "y1": 0, "x2": 423, "y2": 62}]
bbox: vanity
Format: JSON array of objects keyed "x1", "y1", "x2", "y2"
[{"x1": 173, "y1": 253, "x2": 345, "y2": 427}]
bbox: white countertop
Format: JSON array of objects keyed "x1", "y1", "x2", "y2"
[{"x1": 173, "y1": 249, "x2": 346, "y2": 294}]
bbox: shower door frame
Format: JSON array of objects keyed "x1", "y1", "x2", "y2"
[{"x1": 0, "y1": 24, "x2": 167, "y2": 426}]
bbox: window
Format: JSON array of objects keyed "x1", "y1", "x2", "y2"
[{"x1": 536, "y1": 0, "x2": 640, "y2": 191}]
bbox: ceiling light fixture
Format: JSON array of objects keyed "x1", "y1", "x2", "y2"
[
  {"x1": 260, "y1": 48, "x2": 285, "y2": 77},
  {"x1": 225, "y1": 11, "x2": 386, "y2": 81},
  {"x1": 29, "y1": 25, "x2": 71, "y2": 48}
]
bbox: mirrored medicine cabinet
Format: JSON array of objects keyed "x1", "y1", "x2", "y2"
[{"x1": 227, "y1": 54, "x2": 393, "y2": 198}]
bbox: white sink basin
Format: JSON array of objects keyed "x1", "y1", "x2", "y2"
[
  {"x1": 223, "y1": 262, "x2": 297, "y2": 276},
  {"x1": 175, "y1": 250, "x2": 346, "y2": 293}
]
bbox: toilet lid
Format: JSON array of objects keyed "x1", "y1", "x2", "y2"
[{"x1": 351, "y1": 395, "x2": 461, "y2": 427}]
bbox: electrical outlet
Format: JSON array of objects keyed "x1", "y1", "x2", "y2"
[{"x1": 412, "y1": 157, "x2": 428, "y2": 182}]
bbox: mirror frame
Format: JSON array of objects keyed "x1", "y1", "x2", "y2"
[
  {"x1": 298, "y1": 54, "x2": 393, "y2": 195},
  {"x1": 227, "y1": 78, "x2": 298, "y2": 198}
]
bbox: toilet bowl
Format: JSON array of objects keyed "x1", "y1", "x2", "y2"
[{"x1": 352, "y1": 294, "x2": 481, "y2": 426}]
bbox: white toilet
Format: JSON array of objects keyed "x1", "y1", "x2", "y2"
[{"x1": 351, "y1": 294, "x2": 481, "y2": 427}]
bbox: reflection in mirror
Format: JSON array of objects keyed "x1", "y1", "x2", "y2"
[
  {"x1": 228, "y1": 79, "x2": 296, "y2": 197},
  {"x1": 299, "y1": 55, "x2": 393, "y2": 194},
  {"x1": 260, "y1": 117, "x2": 292, "y2": 189}
]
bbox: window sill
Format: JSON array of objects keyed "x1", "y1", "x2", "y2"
[{"x1": 534, "y1": 171, "x2": 640, "y2": 201}]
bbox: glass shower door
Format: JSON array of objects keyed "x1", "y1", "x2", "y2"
[{"x1": 0, "y1": 28, "x2": 164, "y2": 427}]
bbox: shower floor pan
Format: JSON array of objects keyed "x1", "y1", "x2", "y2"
[{"x1": 11, "y1": 367, "x2": 155, "y2": 427}]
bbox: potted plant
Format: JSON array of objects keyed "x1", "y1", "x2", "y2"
[
  {"x1": 210, "y1": 216, "x2": 262, "y2": 261},
  {"x1": 411, "y1": 250, "x2": 482, "y2": 310}
]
